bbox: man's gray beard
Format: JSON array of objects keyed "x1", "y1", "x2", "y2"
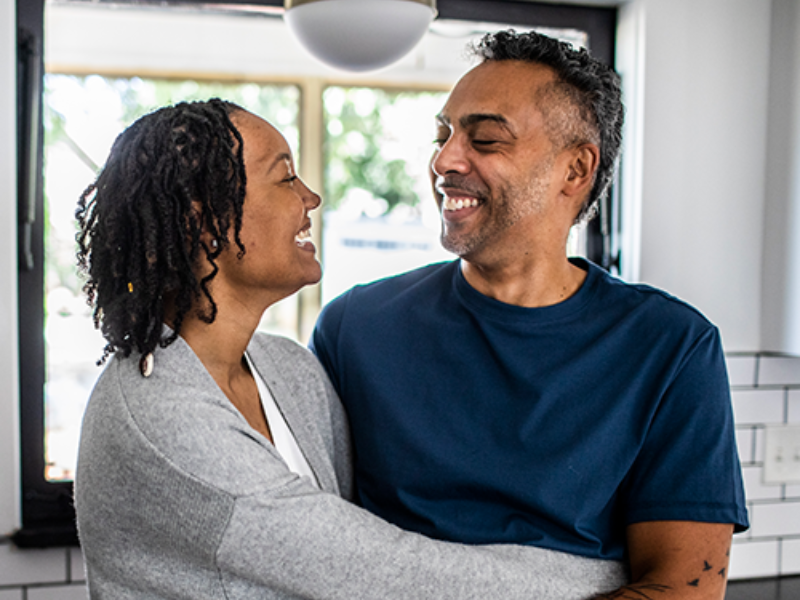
[{"x1": 438, "y1": 170, "x2": 551, "y2": 259}]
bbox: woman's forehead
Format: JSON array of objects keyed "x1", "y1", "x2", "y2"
[{"x1": 233, "y1": 110, "x2": 292, "y2": 162}]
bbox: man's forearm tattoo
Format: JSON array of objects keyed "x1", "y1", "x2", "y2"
[
  {"x1": 594, "y1": 551, "x2": 732, "y2": 599},
  {"x1": 688, "y1": 553, "x2": 731, "y2": 587}
]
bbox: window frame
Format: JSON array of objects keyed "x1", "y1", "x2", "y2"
[{"x1": 15, "y1": 0, "x2": 618, "y2": 548}]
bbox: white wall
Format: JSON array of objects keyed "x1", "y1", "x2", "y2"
[
  {"x1": 44, "y1": 4, "x2": 475, "y2": 87},
  {"x1": 1, "y1": 0, "x2": 20, "y2": 536},
  {"x1": 619, "y1": 0, "x2": 772, "y2": 353},
  {"x1": 761, "y1": 0, "x2": 800, "y2": 355}
]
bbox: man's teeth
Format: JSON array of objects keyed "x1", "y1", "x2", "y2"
[
  {"x1": 295, "y1": 229, "x2": 312, "y2": 244},
  {"x1": 443, "y1": 197, "x2": 479, "y2": 211}
]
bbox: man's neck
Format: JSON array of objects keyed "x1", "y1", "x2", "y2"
[{"x1": 460, "y1": 253, "x2": 587, "y2": 308}]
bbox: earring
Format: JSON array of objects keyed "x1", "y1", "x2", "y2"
[
  {"x1": 211, "y1": 239, "x2": 219, "y2": 250},
  {"x1": 139, "y1": 352, "x2": 154, "y2": 377}
]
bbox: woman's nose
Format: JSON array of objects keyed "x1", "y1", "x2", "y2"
[{"x1": 299, "y1": 178, "x2": 321, "y2": 210}]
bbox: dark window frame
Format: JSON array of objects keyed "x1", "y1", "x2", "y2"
[{"x1": 15, "y1": 0, "x2": 618, "y2": 548}]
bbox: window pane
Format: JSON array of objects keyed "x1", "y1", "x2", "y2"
[
  {"x1": 43, "y1": 74, "x2": 300, "y2": 481},
  {"x1": 322, "y1": 87, "x2": 454, "y2": 303}
]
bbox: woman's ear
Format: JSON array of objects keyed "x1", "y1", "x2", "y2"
[
  {"x1": 188, "y1": 202, "x2": 218, "y2": 255},
  {"x1": 562, "y1": 143, "x2": 600, "y2": 198}
]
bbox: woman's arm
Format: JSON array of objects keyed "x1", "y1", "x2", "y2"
[{"x1": 216, "y1": 478, "x2": 627, "y2": 600}]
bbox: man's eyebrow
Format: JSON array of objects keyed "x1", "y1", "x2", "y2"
[{"x1": 435, "y1": 113, "x2": 517, "y2": 138}]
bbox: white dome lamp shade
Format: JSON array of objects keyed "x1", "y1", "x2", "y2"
[{"x1": 284, "y1": 0, "x2": 437, "y2": 72}]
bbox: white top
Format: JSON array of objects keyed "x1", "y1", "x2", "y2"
[{"x1": 245, "y1": 352, "x2": 320, "y2": 488}]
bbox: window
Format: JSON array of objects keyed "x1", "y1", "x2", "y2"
[
  {"x1": 43, "y1": 74, "x2": 302, "y2": 482},
  {"x1": 16, "y1": 0, "x2": 618, "y2": 546},
  {"x1": 322, "y1": 86, "x2": 453, "y2": 302}
]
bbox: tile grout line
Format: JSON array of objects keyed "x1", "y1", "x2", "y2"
[
  {"x1": 785, "y1": 387, "x2": 791, "y2": 424},
  {"x1": 754, "y1": 354, "x2": 761, "y2": 388}
]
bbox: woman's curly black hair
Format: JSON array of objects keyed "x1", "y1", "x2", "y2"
[
  {"x1": 471, "y1": 30, "x2": 624, "y2": 223},
  {"x1": 76, "y1": 98, "x2": 247, "y2": 365}
]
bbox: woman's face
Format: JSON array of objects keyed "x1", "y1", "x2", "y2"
[{"x1": 216, "y1": 110, "x2": 321, "y2": 306}]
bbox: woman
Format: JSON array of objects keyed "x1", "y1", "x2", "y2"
[{"x1": 74, "y1": 99, "x2": 625, "y2": 599}]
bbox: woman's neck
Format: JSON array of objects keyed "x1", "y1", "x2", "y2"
[{"x1": 177, "y1": 309, "x2": 257, "y2": 386}]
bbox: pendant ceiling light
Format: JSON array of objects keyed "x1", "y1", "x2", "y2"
[{"x1": 284, "y1": 0, "x2": 437, "y2": 72}]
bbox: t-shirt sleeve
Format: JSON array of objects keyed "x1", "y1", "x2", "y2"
[{"x1": 620, "y1": 325, "x2": 749, "y2": 531}]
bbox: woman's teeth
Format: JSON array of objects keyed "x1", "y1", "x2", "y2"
[
  {"x1": 295, "y1": 229, "x2": 312, "y2": 245},
  {"x1": 443, "y1": 197, "x2": 479, "y2": 211}
]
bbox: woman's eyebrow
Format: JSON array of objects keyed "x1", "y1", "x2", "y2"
[{"x1": 267, "y1": 152, "x2": 293, "y2": 173}]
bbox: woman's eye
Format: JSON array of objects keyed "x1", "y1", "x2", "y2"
[
  {"x1": 433, "y1": 138, "x2": 447, "y2": 147},
  {"x1": 284, "y1": 175, "x2": 298, "y2": 184}
]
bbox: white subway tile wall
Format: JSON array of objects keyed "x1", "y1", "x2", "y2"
[
  {"x1": 732, "y1": 388, "x2": 786, "y2": 425},
  {"x1": 0, "y1": 546, "x2": 69, "y2": 587},
  {"x1": 0, "y1": 543, "x2": 86, "y2": 598},
  {"x1": 27, "y1": 585, "x2": 88, "y2": 600},
  {"x1": 0, "y1": 353, "x2": 797, "y2": 593},
  {"x1": 69, "y1": 548, "x2": 84, "y2": 582},
  {"x1": 758, "y1": 357, "x2": 800, "y2": 387},
  {"x1": 789, "y1": 389, "x2": 800, "y2": 421},
  {"x1": 742, "y1": 465, "x2": 784, "y2": 501},
  {"x1": 729, "y1": 538, "x2": 781, "y2": 579},
  {"x1": 730, "y1": 353, "x2": 800, "y2": 578},
  {"x1": 783, "y1": 538, "x2": 800, "y2": 573},
  {"x1": 751, "y1": 502, "x2": 800, "y2": 538},
  {"x1": 727, "y1": 355, "x2": 759, "y2": 387}
]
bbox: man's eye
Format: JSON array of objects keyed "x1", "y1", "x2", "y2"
[
  {"x1": 284, "y1": 175, "x2": 298, "y2": 183},
  {"x1": 473, "y1": 140, "x2": 497, "y2": 146},
  {"x1": 433, "y1": 138, "x2": 448, "y2": 147}
]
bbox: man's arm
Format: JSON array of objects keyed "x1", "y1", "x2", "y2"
[{"x1": 593, "y1": 521, "x2": 734, "y2": 600}]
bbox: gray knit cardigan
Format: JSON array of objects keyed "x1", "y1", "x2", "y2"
[{"x1": 75, "y1": 332, "x2": 626, "y2": 599}]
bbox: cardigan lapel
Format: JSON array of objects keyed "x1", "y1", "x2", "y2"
[{"x1": 246, "y1": 339, "x2": 340, "y2": 495}]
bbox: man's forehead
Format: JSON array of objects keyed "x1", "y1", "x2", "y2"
[
  {"x1": 460, "y1": 60, "x2": 555, "y2": 92},
  {"x1": 442, "y1": 61, "x2": 555, "y2": 112},
  {"x1": 438, "y1": 61, "x2": 555, "y2": 129}
]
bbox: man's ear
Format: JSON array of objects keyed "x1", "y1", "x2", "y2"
[{"x1": 562, "y1": 143, "x2": 600, "y2": 198}]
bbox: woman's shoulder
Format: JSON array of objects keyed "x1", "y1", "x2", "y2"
[
  {"x1": 247, "y1": 332, "x2": 335, "y2": 401},
  {"x1": 250, "y1": 330, "x2": 305, "y2": 352},
  {"x1": 85, "y1": 338, "x2": 303, "y2": 496},
  {"x1": 249, "y1": 331, "x2": 319, "y2": 369}
]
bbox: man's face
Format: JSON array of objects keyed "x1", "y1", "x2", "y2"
[{"x1": 431, "y1": 60, "x2": 568, "y2": 262}]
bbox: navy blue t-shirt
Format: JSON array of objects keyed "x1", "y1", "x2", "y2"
[{"x1": 311, "y1": 259, "x2": 749, "y2": 560}]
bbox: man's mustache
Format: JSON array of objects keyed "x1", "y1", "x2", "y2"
[{"x1": 434, "y1": 176, "x2": 488, "y2": 198}]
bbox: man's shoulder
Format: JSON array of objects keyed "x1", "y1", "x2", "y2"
[
  {"x1": 592, "y1": 265, "x2": 715, "y2": 330},
  {"x1": 333, "y1": 261, "x2": 456, "y2": 305},
  {"x1": 314, "y1": 261, "x2": 456, "y2": 342}
]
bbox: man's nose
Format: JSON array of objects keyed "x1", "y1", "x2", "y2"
[{"x1": 431, "y1": 136, "x2": 470, "y2": 177}]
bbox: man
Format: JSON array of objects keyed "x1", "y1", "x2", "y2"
[{"x1": 311, "y1": 30, "x2": 748, "y2": 599}]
